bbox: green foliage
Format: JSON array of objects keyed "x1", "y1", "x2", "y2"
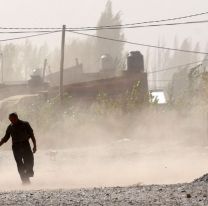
[
  {"x1": 93, "y1": 81, "x2": 148, "y2": 115},
  {"x1": 13, "y1": 95, "x2": 70, "y2": 132},
  {"x1": 5, "y1": 80, "x2": 148, "y2": 133}
]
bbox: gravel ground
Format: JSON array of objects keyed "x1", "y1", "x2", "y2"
[{"x1": 1, "y1": 180, "x2": 208, "y2": 206}]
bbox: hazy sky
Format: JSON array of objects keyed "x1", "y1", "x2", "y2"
[{"x1": 0, "y1": 0, "x2": 207, "y2": 54}]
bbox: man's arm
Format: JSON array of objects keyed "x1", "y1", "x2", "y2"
[
  {"x1": 0, "y1": 126, "x2": 11, "y2": 147},
  {"x1": 0, "y1": 139, "x2": 4, "y2": 147},
  {"x1": 31, "y1": 135, "x2": 37, "y2": 153},
  {"x1": 25, "y1": 122, "x2": 37, "y2": 153}
]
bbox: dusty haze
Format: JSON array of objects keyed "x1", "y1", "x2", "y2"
[
  {"x1": 0, "y1": 0, "x2": 207, "y2": 192},
  {"x1": 0, "y1": 102, "x2": 208, "y2": 190}
]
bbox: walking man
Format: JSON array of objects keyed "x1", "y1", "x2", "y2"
[{"x1": 0, "y1": 113, "x2": 37, "y2": 184}]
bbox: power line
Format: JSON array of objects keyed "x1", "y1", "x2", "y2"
[
  {"x1": 0, "y1": 18, "x2": 207, "y2": 35},
  {"x1": 0, "y1": 19, "x2": 207, "y2": 34},
  {"x1": 0, "y1": 11, "x2": 207, "y2": 30},
  {"x1": 147, "y1": 61, "x2": 207, "y2": 84},
  {"x1": 147, "y1": 60, "x2": 208, "y2": 74},
  {"x1": 0, "y1": 30, "x2": 61, "y2": 42},
  {"x1": 66, "y1": 20, "x2": 208, "y2": 31},
  {"x1": 0, "y1": 28, "x2": 206, "y2": 74},
  {"x1": 0, "y1": 30, "x2": 61, "y2": 34},
  {"x1": 67, "y1": 11, "x2": 208, "y2": 30},
  {"x1": 0, "y1": 18, "x2": 206, "y2": 36},
  {"x1": 67, "y1": 30, "x2": 208, "y2": 55},
  {"x1": 0, "y1": 27, "x2": 61, "y2": 30}
]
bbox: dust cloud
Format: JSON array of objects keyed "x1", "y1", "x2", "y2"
[{"x1": 0, "y1": 103, "x2": 208, "y2": 190}]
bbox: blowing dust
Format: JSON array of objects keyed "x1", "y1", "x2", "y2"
[{"x1": 0, "y1": 106, "x2": 208, "y2": 190}]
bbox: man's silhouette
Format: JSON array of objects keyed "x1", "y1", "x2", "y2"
[{"x1": 0, "y1": 113, "x2": 37, "y2": 184}]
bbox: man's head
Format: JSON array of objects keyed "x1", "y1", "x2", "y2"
[{"x1": 9, "y1": 113, "x2": 19, "y2": 124}]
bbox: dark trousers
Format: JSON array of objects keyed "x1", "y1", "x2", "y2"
[{"x1": 12, "y1": 141, "x2": 34, "y2": 182}]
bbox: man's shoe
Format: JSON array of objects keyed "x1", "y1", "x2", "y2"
[
  {"x1": 27, "y1": 170, "x2": 34, "y2": 177},
  {"x1": 22, "y1": 177, "x2": 31, "y2": 185}
]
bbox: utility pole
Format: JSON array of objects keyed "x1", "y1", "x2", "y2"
[
  {"x1": 42, "y1": 58, "x2": 47, "y2": 82},
  {"x1": 0, "y1": 53, "x2": 3, "y2": 83},
  {"x1": 59, "y1": 25, "x2": 66, "y2": 102}
]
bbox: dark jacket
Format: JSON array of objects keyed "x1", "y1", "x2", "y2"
[{"x1": 1, "y1": 120, "x2": 34, "y2": 144}]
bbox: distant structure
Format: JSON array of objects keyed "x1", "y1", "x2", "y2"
[
  {"x1": 127, "y1": 51, "x2": 144, "y2": 73},
  {"x1": 46, "y1": 51, "x2": 146, "y2": 86},
  {"x1": 28, "y1": 69, "x2": 43, "y2": 87},
  {"x1": 46, "y1": 51, "x2": 148, "y2": 102},
  {"x1": 0, "y1": 68, "x2": 48, "y2": 100},
  {"x1": 150, "y1": 89, "x2": 167, "y2": 104},
  {"x1": 46, "y1": 63, "x2": 84, "y2": 87},
  {"x1": 100, "y1": 54, "x2": 114, "y2": 72},
  {"x1": 0, "y1": 51, "x2": 148, "y2": 103}
]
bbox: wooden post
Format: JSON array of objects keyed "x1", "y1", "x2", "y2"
[
  {"x1": 60, "y1": 25, "x2": 66, "y2": 102},
  {"x1": 206, "y1": 112, "x2": 208, "y2": 145},
  {"x1": 0, "y1": 53, "x2": 3, "y2": 83},
  {"x1": 42, "y1": 58, "x2": 47, "y2": 82}
]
